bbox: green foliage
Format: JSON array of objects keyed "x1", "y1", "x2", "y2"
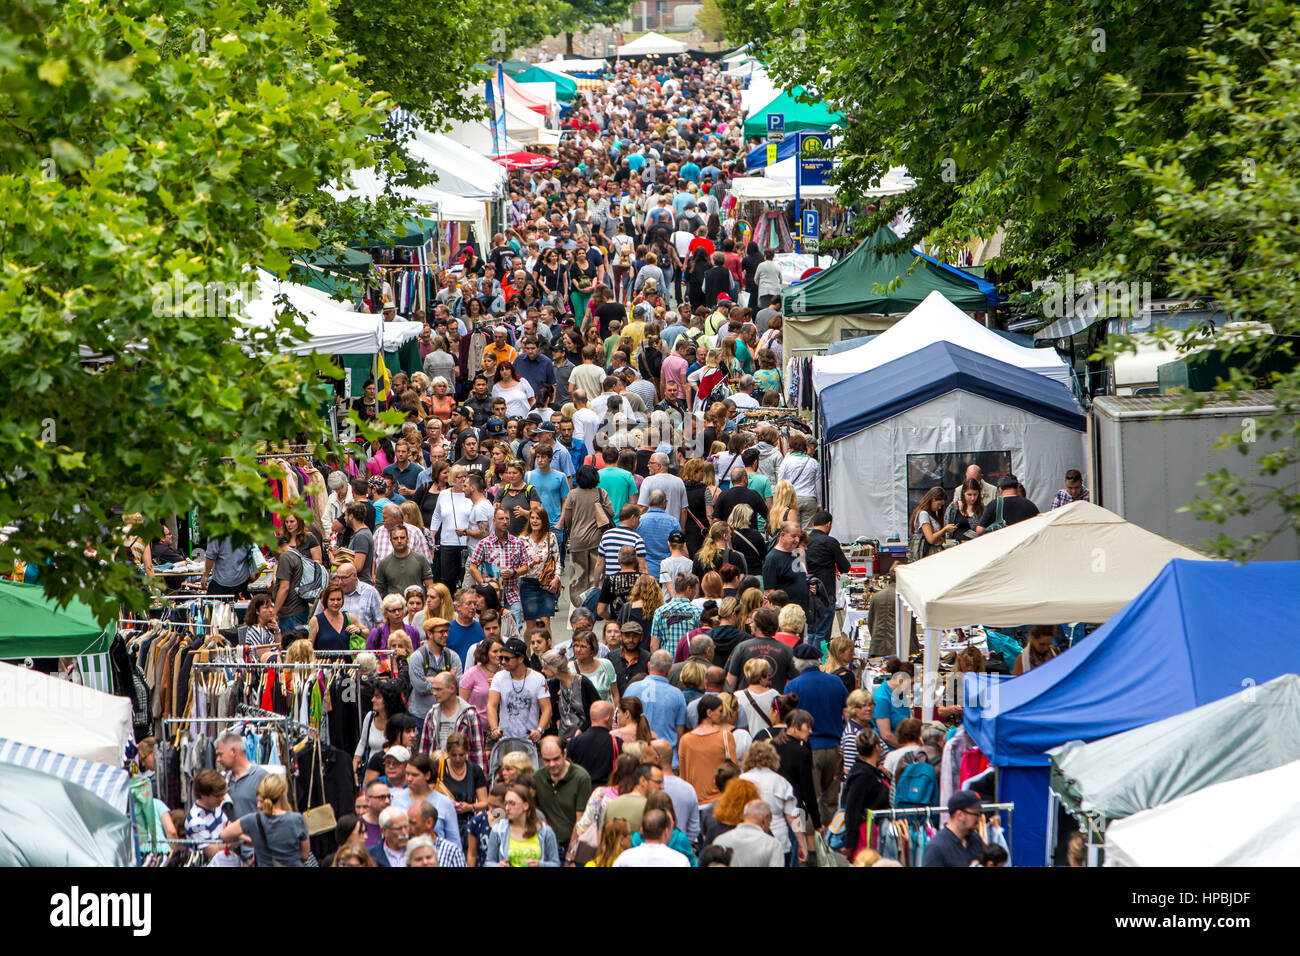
[
  {"x1": 0, "y1": 0, "x2": 387, "y2": 619},
  {"x1": 696, "y1": 0, "x2": 728, "y2": 43}
]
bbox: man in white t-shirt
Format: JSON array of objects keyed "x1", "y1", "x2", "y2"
[
  {"x1": 487, "y1": 638, "x2": 552, "y2": 742},
  {"x1": 570, "y1": 389, "x2": 602, "y2": 450},
  {"x1": 730, "y1": 375, "x2": 761, "y2": 410},
  {"x1": 612, "y1": 808, "x2": 690, "y2": 867}
]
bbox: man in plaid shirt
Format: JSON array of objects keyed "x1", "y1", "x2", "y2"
[
  {"x1": 1050, "y1": 469, "x2": 1090, "y2": 510},
  {"x1": 469, "y1": 506, "x2": 529, "y2": 623},
  {"x1": 650, "y1": 572, "x2": 701, "y2": 658},
  {"x1": 417, "y1": 672, "x2": 488, "y2": 773}
]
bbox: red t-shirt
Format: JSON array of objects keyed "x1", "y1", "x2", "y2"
[{"x1": 773, "y1": 632, "x2": 799, "y2": 648}]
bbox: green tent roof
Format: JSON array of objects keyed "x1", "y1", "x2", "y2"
[
  {"x1": 0, "y1": 581, "x2": 112, "y2": 659},
  {"x1": 514, "y1": 65, "x2": 578, "y2": 101},
  {"x1": 296, "y1": 246, "x2": 373, "y2": 270},
  {"x1": 500, "y1": 59, "x2": 532, "y2": 75},
  {"x1": 783, "y1": 226, "x2": 992, "y2": 316},
  {"x1": 743, "y1": 86, "x2": 845, "y2": 137},
  {"x1": 347, "y1": 216, "x2": 438, "y2": 250}
]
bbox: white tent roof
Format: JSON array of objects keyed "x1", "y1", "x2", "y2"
[
  {"x1": 325, "y1": 167, "x2": 489, "y2": 245},
  {"x1": 543, "y1": 57, "x2": 608, "y2": 73},
  {"x1": 617, "y1": 31, "x2": 687, "y2": 56},
  {"x1": 515, "y1": 80, "x2": 558, "y2": 106},
  {"x1": 0, "y1": 662, "x2": 133, "y2": 766},
  {"x1": 407, "y1": 127, "x2": 507, "y2": 199},
  {"x1": 813, "y1": 290, "x2": 1070, "y2": 391},
  {"x1": 238, "y1": 270, "x2": 380, "y2": 355},
  {"x1": 729, "y1": 175, "x2": 838, "y2": 203},
  {"x1": 1105, "y1": 759, "x2": 1300, "y2": 866},
  {"x1": 741, "y1": 68, "x2": 779, "y2": 115},
  {"x1": 895, "y1": 502, "x2": 1212, "y2": 629},
  {"x1": 442, "y1": 115, "x2": 525, "y2": 156},
  {"x1": 279, "y1": 279, "x2": 421, "y2": 352}
]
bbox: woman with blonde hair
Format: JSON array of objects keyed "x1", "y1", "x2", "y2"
[
  {"x1": 428, "y1": 376, "x2": 455, "y2": 423},
  {"x1": 427, "y1": 582, "x2": 454, "y2": 622},
  {"x1": 822, "y1": 635, "x2": 857, "y2": 692},
  {"x1": 496, "y1": 750, "x2": 535, "y2": 787},
  {"x1": 400, "y1": 500, "x2": 435, "y2": 555},
  {"x1": 587, "y1": 816, "x2": 632, "y2": 868},
  {"x1": 736, "y1": 586, "x2": 765, "y2": 633},
  {"x1": 694, "y1": 520, "x2": 748, "y2": 578},
  {"x1": 617, "y1": 573, "x2": 663, "y2": 636},
  {"x1": 679, "y1": 458, "x2": 715, "y2": 554},
  {"x1": 768, "y1": 480, "x2": 798, "y2": 532},
  {"x1": 220, "y1": 773, "x2": 310, "y2": 867}
]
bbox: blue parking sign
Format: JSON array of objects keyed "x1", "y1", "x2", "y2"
[
  {"x1": 766, "y1": 113, "x2": 785, "y2": 142},
  {"x1": 803, "y1": 208, "x2": 819, "y2": 240}
]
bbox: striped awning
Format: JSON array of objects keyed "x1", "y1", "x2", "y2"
[{"x1": 0, "y1": 737, "x2": 131, "y2": 813}]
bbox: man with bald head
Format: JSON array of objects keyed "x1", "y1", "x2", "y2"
[
  {"x1": 952, "y1": 463, "x2": 997, "y2": 509},
  {"x1": 570, "y1": 387, "x2": 601, "y2": 449},
  {"x1": 372, "y1": 502, "x2": 431, "y2": 565},
  {"x1": 565, "y1": 698, "x2": 619, "y2": 786},
  {"x1": 648, "y1": 738, "x2": 700, "y2": 845}
]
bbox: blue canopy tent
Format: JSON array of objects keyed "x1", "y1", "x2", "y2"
[
  {"x1": 817, "y1": 342, "x2": 1086, "y2": 541},
  {"x1": 963, "y1": 559, "x2": 1300, "y2": 865}
]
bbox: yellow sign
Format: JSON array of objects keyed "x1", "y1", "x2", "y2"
[{"x1": 766, "y1": 143, "x2": 778, "y2": 166}]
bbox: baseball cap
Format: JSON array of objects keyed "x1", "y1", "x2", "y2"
[
  {"x1": 792, "y1": 643, "x2": 822, "y2": 661},
  {"x1": 667, "y1": 530, "x2": 685, "y2": 544},
  {"x1": 485, "y1": 417, "x2": 506, "y2": 437},
  {"x1": 525, "y1": 410, "x2": 544, "y2": 423},
  {"x1": 384, "y1": 745, "x2": 412, "y2": 764},
  {"x1": 453, "y1": 405, "x2": 473, "y2": 419},
  {"x1": 501, "y1": 637, "x2": 529, "y2": 658},
  {"x1": 619, "y1": 621, "x2": 643, "y2": 635},
  {"x1": 948, "y1": 790, "x2": 982, "y2": 814},
  {"x1": 536, "y1": 421, "x2": 556, "y2": 433}
]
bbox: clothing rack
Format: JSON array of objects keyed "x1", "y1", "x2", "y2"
[
  {"x1": 120, "y1": 618, "x2": 226, "y2": 632},
  {"x1": 314, "y1": 648, "x2": 397, "y2": 656},
  {"x1": 873, "y1": 801, "x2": 1014, "y2": 818},
  {"x1": 152, "y1": 593, "x2": 240, "y2": 602}
]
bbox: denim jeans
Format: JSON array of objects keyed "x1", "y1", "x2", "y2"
[
  {"x1": 278, "y1": 612, "x2": 307, "y2": 634},
  {"x1": 811, "y1": 603, "x2": 836, "y2": 645}
]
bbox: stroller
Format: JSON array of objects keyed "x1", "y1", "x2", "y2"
[{"x1": 488, "y1": 736, "x2": 539, "y2": 782}]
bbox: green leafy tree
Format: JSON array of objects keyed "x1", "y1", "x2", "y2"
[
  {"x1": 1099, "y1": 0, "x2": 1300, "y2": 559},
  {"x1": 696, "y1": 0, "x2": 728, "y2": 44},
  {"x1": 558, "y1": 0, "x2": 634, "y2": 55},
  {"x1": 0, "y1": 0, "x2": 388, "y2": 619}
]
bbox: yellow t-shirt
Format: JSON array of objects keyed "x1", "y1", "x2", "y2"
[
  {"x1": 508, "y1": 832, "x2": 541, "y2": 867},
  {"x1": 622, "y1": 321, "x2": 646, "y2": 353}
]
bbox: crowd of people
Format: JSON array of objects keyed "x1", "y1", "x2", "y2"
[{"x1": 123, "y1": 51, "x2": 1013, "y2": 869}]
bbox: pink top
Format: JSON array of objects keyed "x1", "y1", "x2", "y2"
[
  {"x1": 662, "y1": 353, "x2": 688, "y2": 395},
  {"x1": 366, "y1": 450, "x2": 391, "y2": 478},
  {"x1": 460, "y1": 664, "x2": 493, "y2": 714}
]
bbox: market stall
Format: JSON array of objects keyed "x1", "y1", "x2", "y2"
[
  {"x1": 960, "y1": 558, "x2": 1297, "y2": 866},
  {"x1": 0, "y1": 760, "x2": 134, "y2": 866},
  {"x1": 781, "y1": 226, "x2": 995, "y2": 383},
  {"x1": 742, "y1": 85, "x2": 845, "y2": 138},
  {"x1": 616, "y1": 31, "x2": 687, "y2": 57},
  {"x1": 0, "y1": 580, "x2": 117, "y2": 691},
  {"x1": 1104, "y1": 759, "x2": 1300, "y2": 866},
  {"x1": 514, "y1": 64, "x2": 578, "y2": 102},
  {"x1": 0, "y1": 660, "x2": 134, "y2": 766},
  {"x1": 818, "y1": 342, "x2": 1087, "y2": 540},
  {"x1": 1050, "y1": 673, "x2": 1300, "y2": 861},
  {"x1": 813, "y1": 290, "x2": 1070, "y2": 392}
]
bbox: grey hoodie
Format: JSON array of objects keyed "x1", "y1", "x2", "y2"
[{"x1": 755, "y1": 442, "x2": 783, "y2": 482}]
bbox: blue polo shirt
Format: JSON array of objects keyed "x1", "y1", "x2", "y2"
[
  {"x1": 637, "y1": 508, "x2": 679, "y2": 579},
  {"x1": 623, "y1": 674, "x2": 687, "y2": 752},
  {"x1": 447, "y1": 619, "x2": 485, "y2": 665},
  {"x1": 873, "y1": 678, "x2": 912, "y2": 736},
  {"x1": 383, "y1": 462, "x2": 423, "y2": 491},
  {"x1": 526, "y1": 466, "x2": 570, "y2": 525},
  {"x1": 785, "y1": 669, "x2": 849, "y2": 750}
]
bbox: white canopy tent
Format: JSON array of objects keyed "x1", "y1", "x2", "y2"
[
  {"x1": 274, "y1": 276, "x2": 421, "y2": 352},
  {"x1": 741, "y1": 67, "x2": 779, "y2": 116},
  {"x1": 515, "y1": 80, "x2": 558, "y2": 110},
  {"x1": 442, "y1": 115, "x2": 525, "y2": 156},
  {"x1": 894, "y1": 503, "x2": 1211, "y2": 716},
  {"x1": 1105, "y1": 759, "x2": 1300, "y2": 866},
  {"x1": 617, "y1": 31, "x2": 687, "y2": 57},
  {"x1": 0, "y1": 662, "x2": 133, "y2": 767},
  {"x1": 813, "y1": 291, "x2": 1071, "y2": 391},
  {"x1": 407, "y1": 127, "x2": 507, "y2": 200},
  {"x1": 542, "y1": 57, "x2": 609, "y2": 73},
  {"x1": 238, "y1": 269, "x2": 380, "y2": 355},
  {"x1": 325, "y1": 166, "x2": 490, "y2": 250},
  {"x1": 729, "y1": 175, "x2": 837, "y2": 203}
]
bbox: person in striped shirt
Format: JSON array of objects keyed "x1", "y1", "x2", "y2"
[{"x1": 594, "y1": 505, "x2": 647, "y2": 580}]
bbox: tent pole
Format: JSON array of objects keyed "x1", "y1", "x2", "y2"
[
  {"x1": 895, "y1": 593, "x2": 907, "y2": 658},
  {"x1": 922, "y1": 627, "x2": 937, "y2": 721}
]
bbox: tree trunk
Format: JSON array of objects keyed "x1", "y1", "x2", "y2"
[{"x1": 566, "y1": 31, "x2": 575, "y2": 55}]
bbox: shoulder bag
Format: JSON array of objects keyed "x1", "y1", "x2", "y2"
[{"x1": 301, "y1": 738, "x2": 337, "y2": 837}]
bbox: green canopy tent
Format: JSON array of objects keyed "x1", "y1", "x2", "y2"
[
  {"x1": 743, "y1": 86, "x2": 845, "y2": 138},
  {"x1": 781, "y1": 226, "x2": 995, "y2": 367},
  {"x1": 289, "y1": 246, "x2": 373, "y2": 298},
  {"x1": 515, "y1": 65, "x2": 578, "y2": 102},
  {"x1": 500, "y1": 59, "x2": 532, "y2": 75},
  {"x1": 0, "y1": 581, "x2": 115, "y2": 692}
]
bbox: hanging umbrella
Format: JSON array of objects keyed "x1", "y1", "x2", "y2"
[{"x1": 494, "y1": 151, "x2": 558, "y2": 171}]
